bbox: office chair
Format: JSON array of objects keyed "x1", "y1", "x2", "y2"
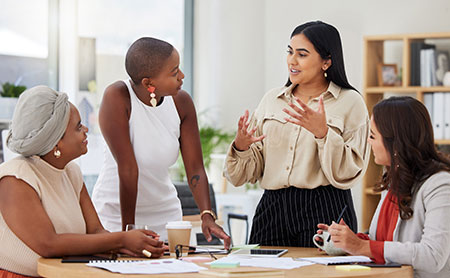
[
  {"x1": 227, "y1": 212, "x2": 249, "y2": 246},
  {"x1": 174, "y1": 182, "x2": 217, "y2": 216},
  {"x1": 174, "y1": 182, "x2": 221, "y2": 245}
]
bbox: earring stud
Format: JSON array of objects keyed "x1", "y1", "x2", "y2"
[{"x1": 54, "y1": 149, "x2": 61, "y2": 158}]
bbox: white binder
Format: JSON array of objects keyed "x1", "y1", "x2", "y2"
[
  {"x1": 444, "y1": 93, "x2": 450, "y2": 140},
  {"x1": 423, "y1": 93, "x2": 434, "y2": 124},
  {"x1": 433, "y1": 92, "x2": 445, "y2": 140}
]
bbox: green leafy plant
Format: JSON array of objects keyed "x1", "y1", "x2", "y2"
[
  {"x1": 199, "y1": 126, "x2": 234, "y2": 169},
  {"x1": 173, "y1": 117, "x2": 234, "y2": 182},
  {"x1": 0, "y1": 82, "x2": 27, "y2": 98}
]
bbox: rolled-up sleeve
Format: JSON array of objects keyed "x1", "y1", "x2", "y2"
[
  {"x1": 224, "y1": 114, "x2": 264, "y2": 187},
  {"x1": 316, "y1": 118, "x2": 370, "y2": 190}
]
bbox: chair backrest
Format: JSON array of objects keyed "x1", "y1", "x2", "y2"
[
  {"x1": 1, "y1": 129, "x2": 19, "y2": 162},
  {"x1": 227, "y1": 212, "x2": 249, "y2": 245},
  {"x1": 174, "y1": 182, "x2": 217, "y2": 216}
]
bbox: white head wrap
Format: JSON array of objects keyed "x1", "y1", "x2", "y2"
[{"x1": 6, "y1": 85, "x2": 71, "y2": 157}]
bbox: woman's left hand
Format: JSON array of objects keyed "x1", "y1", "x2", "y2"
[
  {"x1": 283, "y1": 95, "x2": 328, "y2": 139},
  {"x1": 328, "y1": 219, "x2": 367, "y2": 255},
  {"x1": 201, "y1": 214, "x2": 231, "y2": 249}
]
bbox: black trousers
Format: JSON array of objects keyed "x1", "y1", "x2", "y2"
[{"x1": 249, "y1": 185, "x2": 357, "y2": 247}]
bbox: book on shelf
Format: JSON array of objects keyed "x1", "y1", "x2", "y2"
[
  {"x1": 420, "y1": 48, "x2": 438, "y2": 87},
  {"x1": 411, "y1": 42, "x2": 435, "y2": 86}
]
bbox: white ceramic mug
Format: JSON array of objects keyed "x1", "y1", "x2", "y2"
[{"x1": 312, "y1": 231, "x2": 346, "y2": 256}]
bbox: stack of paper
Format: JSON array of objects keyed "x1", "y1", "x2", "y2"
[
  {"x1": 208, "y1": 256, "x2": 314, "y2": 269},
  {"x1": 297, "y1": 256, "x2": 372, "y2": 265},
  {"x1": 87, "y1": 258, "x2": 206, "y2": 274}
]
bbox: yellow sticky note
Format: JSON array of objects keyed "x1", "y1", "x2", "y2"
[{"x1": 336, "y1": 265, "x2": 371, "y2": 271}]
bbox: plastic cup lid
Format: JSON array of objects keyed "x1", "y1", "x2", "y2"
[{"x1": 165, "y1": 221, "x2": 192, "y2": 229}]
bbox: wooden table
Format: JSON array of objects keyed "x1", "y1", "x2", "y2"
[{"x1": 38, "y1": 247, "x2": 413, "y2": 278}]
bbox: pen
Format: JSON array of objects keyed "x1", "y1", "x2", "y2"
[
  {"x1": 336, "y1": 204, "x2": 348, "y2": 224},
  {"x1": 327, "y1": 204, "x2": 348, "y2": 242}
]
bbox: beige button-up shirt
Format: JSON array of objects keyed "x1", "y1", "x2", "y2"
[{"x1": 224, "y1": 81, "x2": 370, "y2": 190}]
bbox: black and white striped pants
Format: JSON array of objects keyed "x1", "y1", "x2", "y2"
[{"x1": 249, "y1": 185, "x2": 357, "y2": 247}]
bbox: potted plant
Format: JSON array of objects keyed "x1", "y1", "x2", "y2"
[
  {"x1": 0, "y1": 82, "x2": 27, "y2": 120},
  {"x1": 171, "y1": 123, "x2": 234, "y2": 182}
]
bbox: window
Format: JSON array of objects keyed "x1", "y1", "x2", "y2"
[{"x1": 0, "y1": 0, "x2": 52, "y2": 88}]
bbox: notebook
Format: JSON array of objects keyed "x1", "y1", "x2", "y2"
[
  {"x1": 200, "y1": 267, "x2": 285, "y2": 277},
  {"x1": 296, "y1": 256, "x2": 372, "y2": 265},
  {"x1": 86, "y1": 258, "x2": 206, "y2": 274},
  {"x1": 62, "y1": 254, "x2": 117, "y2": 263},
  {"x1": 230, "y1": 249, "x2": 287, "y2": 257}
]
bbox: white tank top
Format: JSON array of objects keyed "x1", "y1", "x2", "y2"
[{"x1": 92, "y1": 79, "x2": 182, "y2": 239}]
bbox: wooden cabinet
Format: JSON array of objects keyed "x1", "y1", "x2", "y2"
[{"x1": 362, "y1": 32, "x2": 450, "y2": 231}]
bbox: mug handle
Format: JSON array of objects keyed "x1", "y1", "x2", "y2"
[{"x1": 312, "y1": 233, "x2": 324, "y2": 249}]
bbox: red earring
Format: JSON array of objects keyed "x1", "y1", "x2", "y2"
[{"x1": 147, "y1": 86, "x2": 157, "y2": 107}]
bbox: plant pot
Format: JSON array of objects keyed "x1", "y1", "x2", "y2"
[{"x1": 0, "y1": 97, "x2": 18, "y2": 120}]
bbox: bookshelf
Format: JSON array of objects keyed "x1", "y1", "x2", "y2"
[{"x1": 362, "y1": 32, "x2": 450, "y2": 231}]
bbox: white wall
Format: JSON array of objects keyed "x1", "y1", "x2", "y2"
[
  {"x1": 194, "y1": 0, "x2": 450, "y2": 231},
  {"x1": 193, "y1": 0, "x2": 266, "y2": 130}
]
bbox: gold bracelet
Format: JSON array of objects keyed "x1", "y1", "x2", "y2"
[{"x1": 200, "y1": 210, "x2": 217, "y2": 221}]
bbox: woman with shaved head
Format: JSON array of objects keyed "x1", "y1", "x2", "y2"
[{"x1": 92, "y1": 37, "x2": 230, "y2": 248}]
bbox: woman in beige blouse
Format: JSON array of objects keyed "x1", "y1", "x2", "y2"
[
  {"x1": 0, "y1": 86, "x2": 164, "y2": 277},
  {"x1": 224, "y1": 21, "x2": 370, "y2": 247}
]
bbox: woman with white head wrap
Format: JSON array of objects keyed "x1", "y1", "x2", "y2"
[
  {"x1": 6, "y1": 85, "x2": 71, "y2": 157},
  {"x1": 0, "y1": 86, "x2": 164, "y2": 277}
]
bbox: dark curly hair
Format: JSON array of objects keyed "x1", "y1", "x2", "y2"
[{"x1": 373, "y1": 96, "x2": 450, "y2": 219}]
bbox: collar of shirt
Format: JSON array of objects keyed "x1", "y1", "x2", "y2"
[{"x1": 276, "y1": 81, "x2": 341, "y2": 101}]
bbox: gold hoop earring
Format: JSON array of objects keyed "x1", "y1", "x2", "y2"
[{"x1": 54, "y1": 149, "x2": 61, "y2": 159}]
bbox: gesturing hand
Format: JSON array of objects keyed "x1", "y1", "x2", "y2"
[
  {"x1": 233, "y1": 110, "x2": 265, "y2": 151},
  {"x1": 283, "y1": 96, "x2": 328, "y2": 139}
]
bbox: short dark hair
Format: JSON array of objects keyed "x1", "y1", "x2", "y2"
[
  {"x1": 373, "y1": 96, "x2": 450, "y2": 219},
  {"x1": 285, "y1": 21, "x2": 357, "y2": 92},
  {"x1": 125, "y1": 37, "x2": 174, "y2": 84}
]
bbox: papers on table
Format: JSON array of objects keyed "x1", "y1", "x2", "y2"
[
  {"x1": 195, "y1": 247, "x2": 229, "y2": 254},
  {"x1": 208, "y1": 256, "x2": 314, "y2": 269},
  {"x1": 87, "y1": 258, "x2": 206, "y2": 274},
  {"x1": 296, "y1": 256, "x2": 372, "y2": 265}
]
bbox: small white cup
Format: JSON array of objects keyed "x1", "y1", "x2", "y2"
[{"x1": 312, "y1": 231, "x2": 346, "y2": 256}]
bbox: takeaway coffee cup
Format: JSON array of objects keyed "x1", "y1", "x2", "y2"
[
  {"x1": 165, "y1": 221, "x2": 192, "y2": 255},
  {"x1": 312, "y1": 231, "x2": 346, "y2": 256}
]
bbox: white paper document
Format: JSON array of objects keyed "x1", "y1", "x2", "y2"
[
  {"x1": 87, "y1": 258, "x2": 206, "y2": 274},
  {"x1": 297, "y1": 255, "x2": 372, "y2": 265},
  {"x1": 209, "y1": 256, "x2": 314, "y2": 269},
  {"x1": 195, "y1": 247, "x2": 229, "y2": 254}
]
